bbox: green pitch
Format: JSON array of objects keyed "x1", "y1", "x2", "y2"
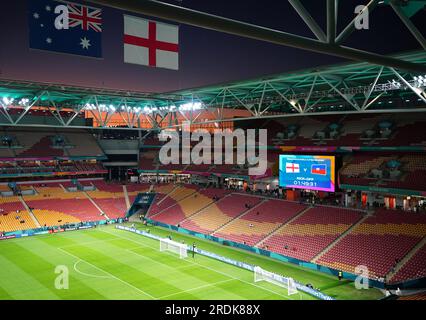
[{"x1": 0, "y1": 223, "x2": 384, "y2": 300}]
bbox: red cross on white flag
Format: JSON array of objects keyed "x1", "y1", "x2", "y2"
[
  {"x1": 123, "y1": 15, "x2": 179, "y2": 70},
  {"x1": 285, "y1": 162, "x2": 300, "y2": 173}
]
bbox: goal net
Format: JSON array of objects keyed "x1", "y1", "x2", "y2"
[
  {"x1": 254, "y1": 266, "x2": 298, "y2": 296},
  {"x1": 160, "y1": 238, "x2": 188, "y2": 259}
]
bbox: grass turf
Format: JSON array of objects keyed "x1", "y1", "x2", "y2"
[{"x1": 0, "y1": 223, "x2": 384, "y2": 300}]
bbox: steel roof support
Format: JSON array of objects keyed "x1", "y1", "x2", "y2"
[
  {"x1": 88, "y1": 0, "x2": 426, "y2": 72},
  {"x1": 225, "y1": 88, "x2": 257, "y2": 116},
  {"x1": 391, "y1": 68, "x2": 426, "y2": 103},
  {"x1": 13, "y1": 92, "x2": 43, "y2": 125},
  {"x1": 361, "y1": 66, "x2": 384, "y2": 110},
  {"x1": 288, "y1": 0, "x2": 327, "y2": 42},
  {"x1": 46, "y1": 92, "x2": 66, "y2": 126},
  {"x1": 327, "y1": 0, "x2": 336, "y2": 44},
  {"x1": 335, "y1": 0, "x2": 380, "y2": 44},
  {"x1": 0, "y1": 101, "x2": 14, "y2": 124},
  {"x1": 303, "y1": 75, "x2": 318, "y2": 111},
  {"x1": 320, "y1": 75, "x2": 360, "y2": 110},
  {"x1": 389, "y1": 1, "x2": 426, "y2": 50}
]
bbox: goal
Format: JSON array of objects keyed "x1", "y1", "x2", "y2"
[
  {"x1": 160, "y1": 238, "x2": 188, "y2": 259},
  {"x1": 254, "y1": 266, "x2": 298, "y2": 295}
]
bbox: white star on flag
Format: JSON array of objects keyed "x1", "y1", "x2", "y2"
[
  {"x1": 33, "y1": 12, "x2": 39, "y2": 19},
  {"x1": 46, "y1": 38, "x2": 52, "y2": 44},
  {"x1": 46, "y1": 5, "x2": 51, "y2": 11},
  {"x1": 80, "y1": 37, "x2": 91, "y2": 49}
]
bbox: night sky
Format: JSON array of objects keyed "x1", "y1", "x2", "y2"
[{"x1": 0, "y1": 0, "x2": 424, "y2": 93}]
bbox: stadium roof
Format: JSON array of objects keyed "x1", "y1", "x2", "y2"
[{"x1": 0, "y1": 51, "x2": 425, "y2": 130}]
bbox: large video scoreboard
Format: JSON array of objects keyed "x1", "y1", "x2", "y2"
[{"x1": 279, "y1": 155, "x2": 335, "y2": 192}]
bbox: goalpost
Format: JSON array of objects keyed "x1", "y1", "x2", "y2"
[
  {"x1": 160, "y1": 238, "x2": 188, "y2": 259},
  {"x1": 254, "y1": 266, "x2": 298, "y2": 296}
]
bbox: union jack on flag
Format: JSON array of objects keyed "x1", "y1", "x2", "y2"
[
  {"x1": 68, "y1": 3, "x2": 103, "y2": 32},
  {"x1": 28, "y1": 0, "x2": 103, "y2": 58}
]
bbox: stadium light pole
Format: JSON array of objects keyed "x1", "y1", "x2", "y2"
[{"x1": 88, "y1": 0, "x2": 426, "y2": 73}]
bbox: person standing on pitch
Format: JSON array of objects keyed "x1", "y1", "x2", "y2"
[{"x1": 192, "y1": 242, "x2": 196, "y2": 258}]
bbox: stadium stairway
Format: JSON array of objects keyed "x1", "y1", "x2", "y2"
[
  {"x1": 145, "y1": 184, "x2": 179, "y2": 217},
  {"x1": 387, "y1": 237, "x2": 426, "y2": 282},
  {"x1": 19, "y1": 196, "x2": 41, "y2": 228},
  {"x1": 84, "y1": 191, "x2": 110, "y2": 220},
  {"x1": 149, "y1": 189, "x2": 203, "y2": 222},
  {"x1": 176, "y1": 192, "x2": 227, "y2": 225},
  {"x1": 179, "y1": 193, "x2": 233, "y2": 224},
  {"x1": 311, "y1": 213, "x2": 370, "y2": 263},
  {"x1": 156, "y1": 185, "x2": 181, "y2": 206},
  {"x1": 212, "y1": 199, "x2": 268, "y2": 235},
  {"x1": 254, "y1": 205, "x2": 312, "y2": 247},
  {"x1": 123, "y1": 185, "x2": 131, "y2": 209}
]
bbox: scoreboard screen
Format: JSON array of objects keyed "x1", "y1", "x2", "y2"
[{"x1": 279, "y1": 155, "x2": 335, "y2": 192}]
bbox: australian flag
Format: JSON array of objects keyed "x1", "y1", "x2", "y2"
[{"x1": 28, "y1": 0, "x2": 103, "y2": 58}]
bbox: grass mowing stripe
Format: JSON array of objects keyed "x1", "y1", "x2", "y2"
[
  {"x1": 73, "y1": 260, "x2": 111, "y2": 279},
  {"x1": 25, "y1": 233, "x2": 142, "y2": 300},
  {"x1": 97, "y1": 235, "x2": 236, "y2": 287},
  {"x1": 108, "y1": 233, "x2": 288, "y2": 300},
  {"x1": 0, "y1": 254, "x2": 59, "y2": 300},
  {"x1": 124, "y1": 223, "x2": 384, "y2": 300},
  {"x1": 57, "y1": 247, "x2": 156, "y2": 300},
  {"x1": 101, "y1": 228, "x2": 294, "y2": 300},
  {"x1": 0, "y1": 224, "x2": 384, "y2": 300},
  {"x1": 157, "y1": 279, "x2": 236, "y2": 299},
  {"x1": 94, "y1": 241, "x2": 220, "y2": 299},
  {"x1": 2, "y1": 242, "x2": 107, "y2": 300},
  {"x1": 0, "y1": 285, "x2": 13, "y2": 300},
  {"x1": 80, "y1": 231, "x2": 235, "y2": 292},
  {"x1": 58, "y1": 243, "x2": 192, "y2": 299}
]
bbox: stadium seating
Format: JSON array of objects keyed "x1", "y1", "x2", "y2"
[
  {"x1": 62, "y1": 130, "x2": 104, "y2": 157},
  {"x1": 340, "y1": 153, "x2": 426, "y2": 192},
  {"x1": 390, "y1": 244, "x2": 426, "y2": 283},
  {"x1": 0, "y1": 197, "x2": 36, "y2": 232},
  {"x1": 126, "y1": 183, "x2": 151, "y2": 204},
  {"x1": 24, "y1": 184, "x2": 103, "y2": 222},
  {"x1": 260, "y1": 206, "x2": 362, "y2": 261},
  {"x1": 147, "y1": 184, "x2": 199, "y2": 217},
  {"x1": 87, "y1": 181, "x2": 127, "y2": 219},
  {"x1": 32, "y1": 209, "x2": 81, "y2": 227},
  {"x1": 148, "y1": 187, "x2": 223, "y2": 225},
  {"x1": 180, "y1": 194, "x2": 262, "y2": 234},
  {"x1": 213, "y1": 199, "x2": 307, "y2": 246},
  {"x1": 317, "y1": 209, "x2": 426, "y2": 278}
]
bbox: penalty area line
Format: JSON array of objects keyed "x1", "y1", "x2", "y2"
[
  {"x1": 100, "y1": 228, "x2": 294, "y2": 300},
  {"x1": 57, "y1": 247, "x2": 157, "y2": 300},
  {"x1": 157, "y1": 279, "x2": 236, "y2": 300},
  {"x1": 73, "y1": 260, "x2": 111, "y2": 279}
]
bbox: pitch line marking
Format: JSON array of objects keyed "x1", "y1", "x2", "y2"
[
  {"x1": 58, "y1": 237, "x2": 127, "y2": 249},
  {"x1": 126, "y1": 248, "x2": 196, "y2": 271},
  {"x1": 157, "y1": 279, "x2": 236, "y2": 300},
  {"x1": 100, "y1": 229, "x2": 293, "y2": 300},
  {"x1": 73, "y1": 260, "x2": 111, "y2": 279},
  {"x1": 57, "y1": 247, "x2": 157, "y2": 300}
]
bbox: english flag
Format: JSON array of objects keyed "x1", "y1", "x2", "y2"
[
  {"x1": 123, "y1": 15, "x2": 179, "y2": 70},
  {"x1": 285, "y1": 162, "x2": 300, "y2": 173}
]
